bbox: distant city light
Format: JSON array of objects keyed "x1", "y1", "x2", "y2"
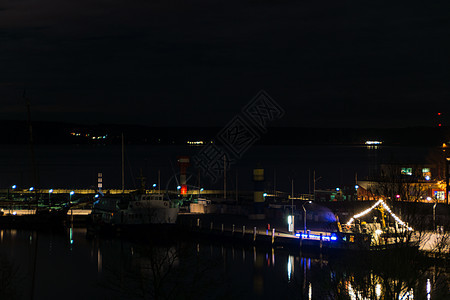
[
  {"x1": 49, "y1": 189, "x2": 53, "y2": 193},
  {"x1": 11, "y1": 185, "x2": 16, "y2": 189},
  {"x1": 396, "y1": 194, "x2": 400, "y2": 199},
  {"x1": 425, "y1": 175, "x2": 430, "y2": 181},
  {"x1": 200, "y1": 188, "x2": 204, "y2": 191},
  {"x1": 153, "y1": 183, "x2": 157, "y2": 187},
  {"x1": 336, "y1": 187, "x2": 340, "y2": 191},
  {"x1": 94, "y1": 194, "x2": 99, "y2": 198},
  {"x1": 29, "y1": 187, "x2": 34, "y2": 191},
  {"x1": 426, "y1": 197, "x2": 432, "y2": 201},
  {"x1": 263, "y1": 193, "x2": 268, "y2": 197},
  {"x1": 355, "y1": 185, "x2": 359, "y2": 189},
  {"x1": 177, "y1": 185, "x2": 181, "y2": 190},
  {"x1": 365, "y1": 141, "x2": 382, "y2": 145},
  {"x1": 70, "y1": 191, "x2": 75, "y2": 195},
  {"x1": 187, "y1": 141, "x2": 205, "y2": 145}
]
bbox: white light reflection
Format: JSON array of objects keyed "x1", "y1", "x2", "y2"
[
  {"x1": 401, "y1": 289, "x2": 414, "y2": 300},
  {"x1": 287, "y1": 255, "x2": 294, "y2": 281},
  {"x1": 308, "y1": 282, "x2": 312, "y2": 300},
  {"x1": 347, "y1": 283, "x2": 356, "y2": 300},
  {"x1": 375, "y1": 284, "x2": 381, "y2": 299},
  {"x1": 426, "y1": 279, "x2": 431, "y2": 300}
]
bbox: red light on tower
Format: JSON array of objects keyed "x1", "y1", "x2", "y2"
[
  {"x1": 438, "y1": 112, "x2": 441, "y2": 116},
  {"x1": 177, "y1": 156, "x2": 190, "y2": 196},
  {"x1": 180, "y1": 185, "x2": 187, "y2": 195}
]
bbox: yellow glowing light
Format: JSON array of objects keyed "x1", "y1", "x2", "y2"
[
  {"x1": 346, "y1": 200, "x2": 413, "y2": 231},
  {"x1": 375, "y1": 284, "x2": 382, "y2": 299}
]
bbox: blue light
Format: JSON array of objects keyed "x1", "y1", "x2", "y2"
[
  {"x1": 263, "y1": 193, "x2": 268, "y2": 197},
  {"x1": 296, "y1": 233, "x2": 337, "y2": 242},
  {"x1": 11, "y1": 185, "x2": 17, "y2": 189},
  {"x1": 29, "y1": 187, "x2": 34, "y2": 191},
  {"x1": 177, "y1": 186, "x2": 181, "y2": 190},
  {"x1": 153, "y1": 183, "x2": 157, "y2": 187},
  {"x1": 200, "y1": 188, "x2": 204, "y2": 191},
  {"x1": 94, "y1": 194, "x2": 99, "y2": 198},
  {"x1": 49, "y1": 189, "x2": 53, "y2": 193},
  {"x1": 355, "y1": 185, "x2": 359, "y2": 189},
  {"x1": 336, "y1": 187, "x2": 340, "y2": 191},
  {"x1": 70, "y1": 191, "x2": 75, "y2": 195}
]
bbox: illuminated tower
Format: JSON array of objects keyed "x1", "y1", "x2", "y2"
[{"x1": 177, "y1": 156, "x2": 190, "y2": 196}]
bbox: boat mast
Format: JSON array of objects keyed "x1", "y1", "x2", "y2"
[
  {"x1": 24, "y1": 90, "x2": 39, "y2": 206},
  {"x1": 121, "y1": 132, "x2": 125, "y2": 193}
]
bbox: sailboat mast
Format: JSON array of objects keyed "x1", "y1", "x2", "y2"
[{"x1": 121, "y1": 133, "x2": 125, "y2": 193}]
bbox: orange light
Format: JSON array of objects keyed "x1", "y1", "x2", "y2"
[{"x1": 180, "y1": 185, "x2": 187, "y2": 195}]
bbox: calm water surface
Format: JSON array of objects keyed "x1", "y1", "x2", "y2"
[{"x1": 0, "y1": 228, "x2": 448, "y2": 299}]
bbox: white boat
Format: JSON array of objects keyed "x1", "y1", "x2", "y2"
[{"x1": 90, "y1": 192, "x2": 179, "y2": 230}]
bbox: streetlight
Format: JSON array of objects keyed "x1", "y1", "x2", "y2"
[
  {"x1": 8, "y1": 184, "x2": 17, "y2": 201},
  {"x1": 302, "y1": 201, "x2": 312, "y2": 234},
  {"x1": 49, "y1": 189, "x2": 53, "y2": 207},
  {"x1": 69, "y1": 191, "x2": 75, "y2": 224}
]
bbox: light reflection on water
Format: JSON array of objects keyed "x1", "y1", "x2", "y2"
[{"x1": 0, "y1": 228, "x2": 448, "y2": 299}]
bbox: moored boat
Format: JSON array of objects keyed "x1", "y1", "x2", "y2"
[{"x1": 89, "y1": 191, "x2": 180, "y2": 234}]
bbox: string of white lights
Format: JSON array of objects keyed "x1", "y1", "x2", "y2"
[
  {"x1": 346, "y1": 200, "x2": 414, "y2": 231},
  {"x1": 380, "y1": 201, "x2": 413, "y2": 231},
  {"x1": 346, "y1": 200, "x2": 383, "y2": 225}
]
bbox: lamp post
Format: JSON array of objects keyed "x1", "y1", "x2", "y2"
[
  {"x1": 49, "y1": 189, "x2": 53, "y2": 207},
  {"x1": 302, "y1": 201, "x2": 312, "y2": 234},
  {"x1": 9, "y1": 185, "x2": 16, "y2": 214},
  {"x1": 69, "y1": 191, "x2": 75, "y2": 224}
]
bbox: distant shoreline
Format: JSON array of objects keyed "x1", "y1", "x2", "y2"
[{"x1": 1, "y1": 120, "x2": 448, "y2": 147}]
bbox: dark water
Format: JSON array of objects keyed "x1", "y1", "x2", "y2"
[
  {"x1": 0, "y1": 144, "x2": 440, "y2": 193},
  {"x1": 0, "y1": 228, "x2": 448, "y2": 299}
]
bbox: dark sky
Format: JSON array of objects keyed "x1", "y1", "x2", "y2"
[{"x1": 1, "y1": 0, "x2": 449, "y2": 127}]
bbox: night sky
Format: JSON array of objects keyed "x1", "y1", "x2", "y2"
[{"x1": 1, "y1": 0, "x2": 450, "y2": 128}]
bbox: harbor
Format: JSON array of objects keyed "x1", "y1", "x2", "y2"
[{"x1": 0, "y1": 143, "x2": 449, "y2": 299}]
